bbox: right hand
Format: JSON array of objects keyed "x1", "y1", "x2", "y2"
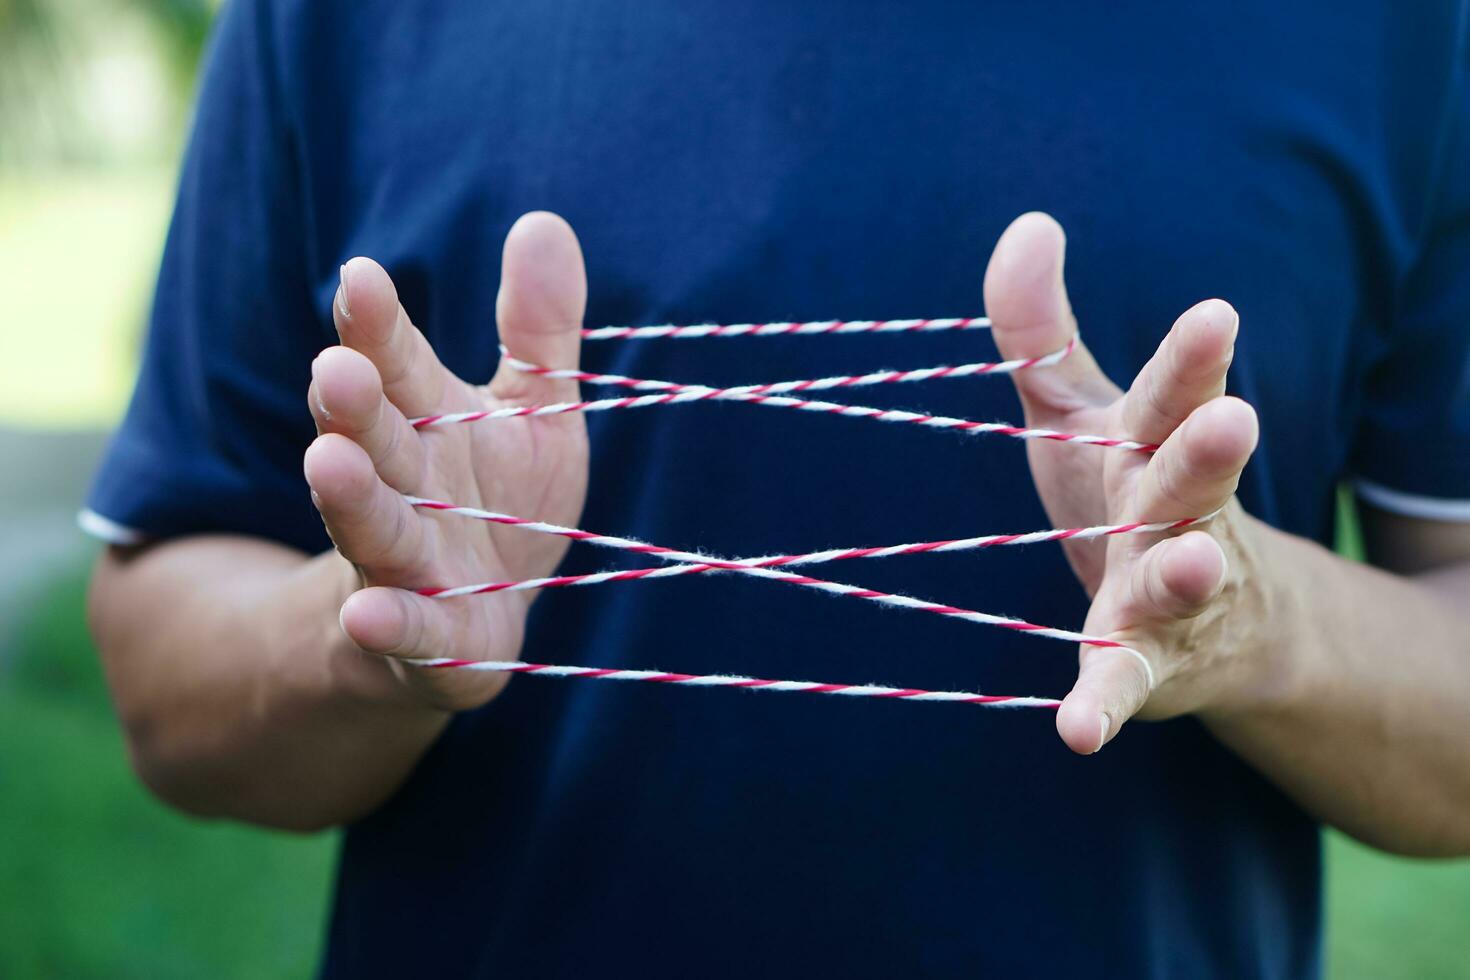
[{"x1": 304, "y1": 212, "x2": 590, "y2": 711}]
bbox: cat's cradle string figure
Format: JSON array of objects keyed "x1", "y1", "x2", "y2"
[{"x1": 396, "y1": 315, "x2": 1211, "y2": 707}]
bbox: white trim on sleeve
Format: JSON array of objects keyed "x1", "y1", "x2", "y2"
[
  {"x1": 1353, "y1": 479, "x2": 1470, "y2": 523},
  {"x1": 77, "y1": 508, "x2": 149, "y2": 546}
]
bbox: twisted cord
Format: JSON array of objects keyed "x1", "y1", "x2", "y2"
[{"x1": 386, "y1": 314, "x2": 1184, "y2": 706}]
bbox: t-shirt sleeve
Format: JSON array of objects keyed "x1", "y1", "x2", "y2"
[
  {"x1": 1350, "y1": 44, "x2": 1470, "y2": 522},
  {"x1": 82, "y1": 0, "x2": 332, "y2": 553}
]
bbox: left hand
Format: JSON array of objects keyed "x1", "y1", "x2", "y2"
[{"x1": 982, "y1": 212, "x2": 1268, "y2": 754}]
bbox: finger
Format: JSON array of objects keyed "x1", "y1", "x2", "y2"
[
  {"x1": 982, "y1": 212, "x2": 1120, "y2": 418},
  {"x1": 310, "y1": 346, "x2": 427, "y2": 492},
  {"x1": 1121, "y1": 299, "x2": 1238, "y2": 447},
  {"x1": 307, "y1": 378, "x2": 326, "y2": 435},
  {"x1": 1056, "y1": 646, "x2": 1153, "y2": 754},
  {"x1": 340, "y1": 587, "x2": 511, "y2": 709},
  {"x1": 1135, "y1": 396, "x2": 1259, "y2": 522},
  {"x1": 340, "y1": 586, "x2": 469, "y2": 660},
  {"x1": 304, "y1": 433, "x2": 426, "y2": 577},
  {"x1": 1123, "y1": 531, "x2": 1227, "y2": 624},
  {"x1": 335, "y1": 257, "x2": 454, "y2": 418},
  {"x1": 488, "y1": 212, "x2": 588, "y2": 403}
]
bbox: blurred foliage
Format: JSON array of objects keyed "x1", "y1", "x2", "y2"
[
  {"x1": 0, "y1": 561, "x2": 334, "y2": 978},
  {"x1": 0, "y1": 170, "x2": 172, "y2": 427},
  {"x1": 128, "y1": 0, "x2": 217, "y2": 80},
  {"x1": 0, "y1": 0, "x2": 216, "y2": 426},
  {"x1": 0, "y1": 0, "x2": 217, "y2": 81},
  {"x1": 0, "y1": 0, "x2": 217, "y2": 168}
]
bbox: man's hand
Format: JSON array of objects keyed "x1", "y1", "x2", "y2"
[
  {"x1": 984, "y1": 212, "x2": 1265, "y2": 754},
  {"x1": 304, "y1": 212, "x2": 590, "y2": 711}
]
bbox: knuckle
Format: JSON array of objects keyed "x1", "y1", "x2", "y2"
[
  {"x1": 318, "y1": 477, "x2": 372, "y2": 532},
  {"x1": 1140, "y1": 553, "x2": 1173, "y2": 614},
  {"x1": 351, "y1": 495, "x2": 412, "y2": 572},
  {"x1": 378, "y1": 334, "x2": 416, "y2": 391},
  {"x1": 398, "y1": 594, "x2": 425, "y2": 656},
  {"x1": 1153, "y1": 453, "x2": 1197, "y2": 512},
  {"x1": 1174, "y1": 433, "x2": 1215, "y2": 485},
  {"x1": 371, "y1": 403, "x2": 401, "y2": 467},
  {"x1": 1141, "y1": 370, "x2": 1179, "y2": 428},
  {"x1": 1122, "y1": 664, "x2": 1152, "y2": 712},
  {"x1": 374, "y1": 498, "x2": 417, "y2": 571}
]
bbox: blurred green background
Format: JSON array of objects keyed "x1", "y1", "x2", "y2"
[{"x1": 0, "y1": 2, "x2": 1466, "y2": 976}]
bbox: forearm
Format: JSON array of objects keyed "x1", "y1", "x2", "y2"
[
  {"x1": 1202, "y1": 518, "x2": 1470, "y2": 856},
  {"x1": 89, "y1": 537, "x2": 449, "y2": 831}
]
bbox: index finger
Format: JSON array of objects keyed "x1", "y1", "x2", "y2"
[
  {"x1": 1133, "y1": 396, "x2": 1259, "y2": 528},
  {"x1": 336, "y1": 257, "x2": 458, "y2": 419}
]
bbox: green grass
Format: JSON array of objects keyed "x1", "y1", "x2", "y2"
[
  {"x1": 1325, "y1": 834, "x2": 1470, "y2": 978},
  {"x1": 0, "y1": 563, "x2": 334, "y2": 979},
  {"x1": 3, "y1": 558, "x2": 1468, "y2": 977},
  {"x1": 1321, "y1": 490, "x2": 1470, "y2": 978}
]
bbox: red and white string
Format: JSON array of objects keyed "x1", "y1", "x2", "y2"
[
  {"x1": 409, "y1": 660, "x2": 1064, "y2": 709},
  {"x1": 411, "y1": 336, "x2": 1155, "y2": 453},
  {"x1": 392, "y1": 315, "x2": 1195, "y2": 706},
  {"x1": 581, "y1": 315, "x2": 995, "y2": 341},
  {"x1": 406, "y1": 495, "x2": 1160, "y2": 647},
  {"x1": 403, "y1": 501, "x2": 1214, "y2": 600}
]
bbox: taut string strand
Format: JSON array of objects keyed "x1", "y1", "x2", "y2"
[{"x1": 388, "y1": 316, "x2": 1194, "y2": 707}]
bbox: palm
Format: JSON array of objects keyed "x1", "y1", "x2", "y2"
[
  {"x1": 985, "y1": 213, "x2": 1257, "y2": 752},
  {"x1": 306, "y1": 213, "x2": 590, "y2": 710},
  {"x1": 409, "y1": 381, "x2": 587, "y2": 646},
  {"x1": 1017, "y1": 401, "x2": 1119, "y2": 592}
]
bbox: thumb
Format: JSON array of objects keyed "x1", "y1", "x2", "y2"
[
  {"x1": 1056, "y1": 644, "x2": 1154, "y2": 755},
  {"x1": 489, "y1": 211, "x2": 588, "y2": 403},
  {"x1": 982, "y1": 212, "x2": 1118, "y2": 420}
]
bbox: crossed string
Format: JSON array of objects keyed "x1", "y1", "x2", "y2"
[{"x1": 394, "y1": 316, "x2": 1208, "y2": 708}]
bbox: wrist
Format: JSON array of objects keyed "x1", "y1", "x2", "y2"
[{"x1": 1198, "y1": 512, "x2": 1319, "y2": 719}]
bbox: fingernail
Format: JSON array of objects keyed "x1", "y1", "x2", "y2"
[
  {"x1": 337, "y1": 263, "x2": 352, "y2": 319},
  {"x1": 1094, "y1": 714, "x2": 1111, "y2": 753},
  {"x1": 311, "y1": 356, "x2": 332, "y2": 419}
]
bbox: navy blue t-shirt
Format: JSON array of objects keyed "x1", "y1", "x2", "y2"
[{"x1": 87, "y1": 2, "x2": 1470, "y2": 976}]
